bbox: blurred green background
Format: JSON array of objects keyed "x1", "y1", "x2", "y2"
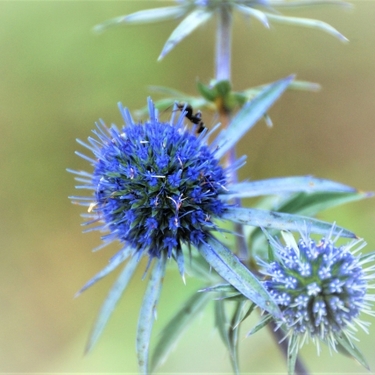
[{"x1": 1, "y1": 1, "x2": 375, "y2": 373}]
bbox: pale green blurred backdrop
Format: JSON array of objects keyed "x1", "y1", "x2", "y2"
[{"x1": 1, "y1": 1, "x2": 375, "y2": 373}]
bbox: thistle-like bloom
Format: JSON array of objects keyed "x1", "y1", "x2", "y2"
[
  {"x1": 69, "y1": 80, "x2": 359, "y2": 372},
  {"x1": 81, "y1": 103, "x2": 228, "y2": 271},
  {"x1": 261, "y1": 228, "x2": 375, "y2": 356}
]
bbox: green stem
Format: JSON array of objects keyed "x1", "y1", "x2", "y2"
[{"x1": 215, "y1": 5, "x2": 248, "y2": 261}]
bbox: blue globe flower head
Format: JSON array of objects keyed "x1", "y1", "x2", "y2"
[
  {"x1": 77, "y1": 100, "x2": 228, "y2": 268},
  {"x1": 260, "y1": 227, "x2": 375, "y2": 354}
]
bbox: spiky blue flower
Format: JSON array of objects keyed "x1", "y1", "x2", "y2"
[
  {"x1": 260, "y1": 228, "x2": 375, "y2": 354},
  {"x1": 79, "y1": 102, "x2": 228, "y2": 270},
  {"x1": 69, "y1": 79, "x2": 359, "y2": 372}
]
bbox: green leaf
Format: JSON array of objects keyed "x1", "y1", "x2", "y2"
[
  {"x1": 228, "y1": 301, "x2": 247, "y2": 375},
  {"x1": 214, "y1": 75, "x2": 294, "y2": 159},
  {"x1": 278, "y1": 191, "x2": 372, "y2": 216},
  {"x1": 199, "y1": 283, "x2": 240, "y2": 295},
  {"x1": 214, "y1": 80, "x2": 232, "y2": 97},
  {"x1": 223, "y1": 176, "x2": 356, "y2": 200},
  {"x1": 335, "y1": 333, "x2": 370, "y2": 370},
  {"x1": 198, "y1": 235, "x2": 282, "y2": 318},
  {"x1": 150, "y1": 291, "x2": 211, "y2": 371},
  {"x1": 241, "y1": 79, "x2": 320, "y2": 101},
  {"x1": 217, "y1": 294, "x2": 250, "y2": 302},
  {"x1": 223, "y1": 206, "x2": 355, "y2": 238},
  {"x1": 214, "y1": 299, "x2": 240, "y2": 375},
  {"x1": 136, "y1": 254, "x2": 167, "y2": 375},
  {"x1": 197, "y1": 80, "x2": 218, "y2": 102},
  {"x1": 238, "y1": 302, "x2": 257, "y2": 325},
  {"x1": 286, "y1": 80, "x2": 321, "y2": 92},
  {"x1": 246, "y1": 314, "x2": 273, "y2": 336},
  {"x1": 184, "y1": 252, "x2": 222, "y2": 282},
  {"x1": 215, "y1": 300, "x2": 231, "y2": 359},
  {"x1": 216, "y1": 300, "x2": 256, "y2": 374},
  {"x1": 248, "y1": 191, "x2": 372, "y2": 255},
  {"x1": 287, "y1": 334, "x2": 299, "y2": 375},
  {"x1": 85, "y1": 255, "x2": 140, "y2": 353}
]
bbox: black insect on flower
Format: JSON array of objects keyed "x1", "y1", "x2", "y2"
[{"x1": 176, "y1": 103, "x2": 206, "y2": 134}]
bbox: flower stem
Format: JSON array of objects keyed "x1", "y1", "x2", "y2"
[
  {"x1": 215, "y1": 5, "x2": 248, "y2": 261},
  {"x1": 215, "y1": 7, "x2": 308, "y2": 374},
  {"x1": 215, "y1": 5, "x2": 232, "y2": 81}
]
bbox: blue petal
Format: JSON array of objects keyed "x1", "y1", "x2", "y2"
[
  {"x1": 213, "y1": 75, "x2": 294, "y2": 159},
  {"x1": 85, "y1": 255, "x2": 140, "y2": 353},
  {"x1": 198, "y1": 236, "x2": 282, "y2": 318},
  {"x1": 158, "y1": 9, "x2": 213, "y2": 60},
  {"x1": 223, "y1": 176, "x2": 356, "y2": 199},
  {"x1": 223, "y1": 207, "x2": 356, "y2": 238},
  {"x1": 136, "y1": 253, "x2": 167, "y2": 375},
  {"x1": 74, "y1": 151, "x2": 96, "y2": 164}
]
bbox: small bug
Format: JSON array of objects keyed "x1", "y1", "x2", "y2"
[{"x1": 177, "y1": 103, "x2": 206, "y2": 134}]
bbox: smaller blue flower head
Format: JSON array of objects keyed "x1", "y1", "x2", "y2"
[{"x1": 260, "y1": 228, "x2": 375, "y2": 352}]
